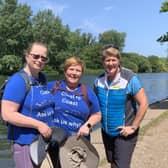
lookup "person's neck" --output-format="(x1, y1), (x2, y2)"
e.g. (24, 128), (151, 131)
(66, 83), (78, 91)
(24, 66), (39, 79)
(107, 67), (120, 81)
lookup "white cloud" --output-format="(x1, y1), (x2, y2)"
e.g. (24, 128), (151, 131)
(45, 3), (68, 15)
(104, 6), (113, 11)
(18, 0), (68, 16)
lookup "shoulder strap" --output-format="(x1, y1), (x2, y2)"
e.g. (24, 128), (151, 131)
(17, 71), (47, 94)
(17, 71), (32, 95)
(0, 79), (8, 100)
(52, 80), (62, 94)
(80, 84), (90, 107)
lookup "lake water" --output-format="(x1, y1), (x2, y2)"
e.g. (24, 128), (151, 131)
(0, 72), (168, 167)
(80, 72), (168, 104)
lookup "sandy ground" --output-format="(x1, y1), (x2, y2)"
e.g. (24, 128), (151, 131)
(131, 117), (168, 168)
(91, 99), (168, 168)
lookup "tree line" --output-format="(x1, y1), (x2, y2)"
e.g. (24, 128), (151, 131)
(0, 0), (167, 75)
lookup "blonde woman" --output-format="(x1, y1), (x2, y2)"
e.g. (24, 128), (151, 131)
(1, 42), (54, 168)
(94, 44), (148, 168)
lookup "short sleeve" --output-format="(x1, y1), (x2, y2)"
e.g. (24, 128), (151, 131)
(127, 75), (142, 96)
(2, 73), (27, 104)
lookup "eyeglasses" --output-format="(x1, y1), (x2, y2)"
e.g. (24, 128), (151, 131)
(29, 53), (49, 63)
(102, 44), (119, 50)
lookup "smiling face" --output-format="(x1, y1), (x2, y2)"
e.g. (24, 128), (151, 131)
(25, 43), (48, 73)
(64, 64), (83, 90)
(63, 57), (84, 90)
(103, 56), (120, 80)
(102, 46), (121, 81)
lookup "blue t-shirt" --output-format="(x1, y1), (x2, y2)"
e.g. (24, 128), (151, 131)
(2, 70), (55, 144)
(48, 80), (100, 136)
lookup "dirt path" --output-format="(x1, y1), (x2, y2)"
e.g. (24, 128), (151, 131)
(97, 116), (168, 168)
(91, 99), (168, 168)
(131, 117), (168, 168)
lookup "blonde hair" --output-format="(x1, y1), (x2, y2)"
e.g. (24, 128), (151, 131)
(64, 56), (85, 73)
(24, 42), (48, 56)
(101, 44), (121, 61)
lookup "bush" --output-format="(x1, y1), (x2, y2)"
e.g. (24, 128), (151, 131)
(0, 55), (22, 75)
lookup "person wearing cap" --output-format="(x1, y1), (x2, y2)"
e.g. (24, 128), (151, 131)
(48, 56), (101, 167)
(1, 42), (54, 168)
(94, 44), (148, 168)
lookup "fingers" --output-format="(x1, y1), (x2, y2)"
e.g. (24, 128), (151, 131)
(117, 126), (134, 137)
(38, 123), (52, 138)
(76, 132), (81, 140)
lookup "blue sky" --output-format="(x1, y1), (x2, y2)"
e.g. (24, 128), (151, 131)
(18, 0), (168, 57)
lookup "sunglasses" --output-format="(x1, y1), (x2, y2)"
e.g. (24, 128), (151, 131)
(102, 44), (119, 50)
(29, 53), (49, 63)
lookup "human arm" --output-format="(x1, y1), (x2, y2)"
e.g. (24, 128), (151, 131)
(118, 87), (148, 137)
(77, 86), (102, 137)
(77, 111), (101, 137)
(1, 73), (52, 138)
(1, 100), (52, 138)
(131, 87), (148, 128)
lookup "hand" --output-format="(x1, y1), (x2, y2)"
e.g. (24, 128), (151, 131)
(77, 124), (90, 138)
(37, 122), (52, 138)
(117, 126), (137, 137)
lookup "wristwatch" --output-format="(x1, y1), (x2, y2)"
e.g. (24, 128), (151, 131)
(131, 126), (138, 132)
(86, 123), (92, 132)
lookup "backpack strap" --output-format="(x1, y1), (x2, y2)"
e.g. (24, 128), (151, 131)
(52, 80), (63, 94)
(17, 71), (47, 95)
(17, 71), (32, 95)
(80, 84), (90, 107)
(0, 79), (8, 100)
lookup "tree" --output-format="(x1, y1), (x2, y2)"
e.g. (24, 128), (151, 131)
(122, 52), (152, 73)
(32, 9), (70, 70)
(148, 55), (165, 72)
(81, 44), (102, 69)
(98, 30), (126, 51)
(0, 0), (33, 57)
(121, 58), (138, 73)
(157, 1), (168, 42)
(0, 55), (22, 75)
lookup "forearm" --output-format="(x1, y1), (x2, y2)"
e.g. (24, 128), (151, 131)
(77, 112), (101, 137)
(3, 111), (43, 130)
(85, 112), (101, 126)
(132, 102), (148, 128)
(1, 100), (41, 129)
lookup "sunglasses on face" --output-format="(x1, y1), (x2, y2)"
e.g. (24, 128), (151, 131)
(29, 53), (49, 63)
(102, 44), (119, 50)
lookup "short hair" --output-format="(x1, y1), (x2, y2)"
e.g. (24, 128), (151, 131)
(64, 56), (85, 73)
(101, 44), (121, 61)
(24, 42), (48, 56)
